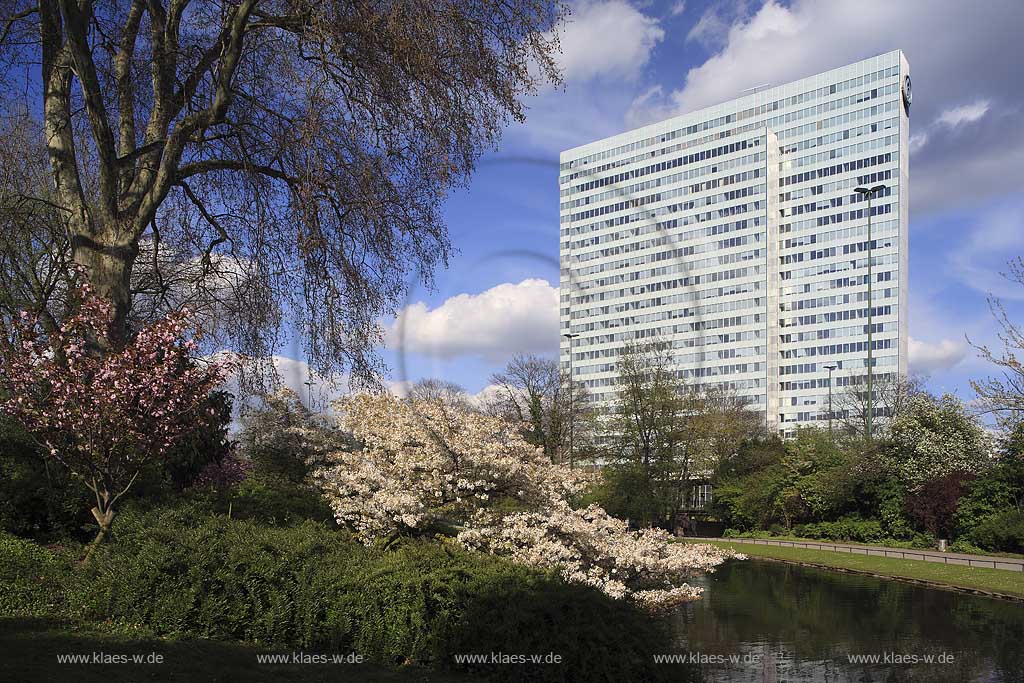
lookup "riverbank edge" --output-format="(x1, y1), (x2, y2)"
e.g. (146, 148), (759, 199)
(687, 540), (1024, 603)
(716, 535), (1024, 561)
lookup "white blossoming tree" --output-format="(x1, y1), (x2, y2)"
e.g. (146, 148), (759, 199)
(315, 393), (738, 609)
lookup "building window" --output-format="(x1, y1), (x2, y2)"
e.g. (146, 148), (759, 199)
(691, 484), (713, 509)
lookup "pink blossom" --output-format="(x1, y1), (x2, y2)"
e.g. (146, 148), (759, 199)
(0, 283), (232, 526)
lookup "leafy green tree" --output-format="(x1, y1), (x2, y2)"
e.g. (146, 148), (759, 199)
(711, 437), (788, 530)
(955, 421), (1024, 536)
(885, 393), (992, 491)
(713, 430), (888, 533)
(605, 340), (683, 527)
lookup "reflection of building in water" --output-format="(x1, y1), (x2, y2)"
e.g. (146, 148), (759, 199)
(560, 51), (911, 435)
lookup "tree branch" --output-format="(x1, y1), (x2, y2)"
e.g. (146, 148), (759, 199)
(40, 0), (90, 236)
(177, 179), (232, 267)
(57, 0), (120, 221)
(0, 6), (36, 47)
(132, 0), (257, 237)
(114, 0), (145, 189)
(175, 158), (299, 186)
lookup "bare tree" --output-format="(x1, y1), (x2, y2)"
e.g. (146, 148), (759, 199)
(834, 372), (926, 439)
(0, 0), (566, 386)
(0, 114), (74, 328)
(972, 258), (1024, 428)
(605, 339), (770, 525)
(406, 378), (470, 410)
(488, 354), (559, 453)
(486, 354), (589, 463)
(697, 383), (765, 466)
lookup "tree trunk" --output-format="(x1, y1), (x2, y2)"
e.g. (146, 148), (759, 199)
(83, 505), (116, 563)
(71, 232), (137, 350)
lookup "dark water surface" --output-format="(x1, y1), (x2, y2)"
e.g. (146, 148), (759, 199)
(667, 559), (1024, 682)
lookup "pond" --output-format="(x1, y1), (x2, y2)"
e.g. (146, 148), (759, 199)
(668, 559), (1024, 682)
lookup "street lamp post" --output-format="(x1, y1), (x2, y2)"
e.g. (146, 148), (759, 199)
(854, 184), (886, 441)
(563, 332), (578, 468)
(303, 379), (314, 412)
(823, 363), (837, 434)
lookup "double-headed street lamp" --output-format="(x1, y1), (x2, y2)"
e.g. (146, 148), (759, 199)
(563, 332), (579, 468)
(854, 183), (887, 441)
(823, 363), (837, 434)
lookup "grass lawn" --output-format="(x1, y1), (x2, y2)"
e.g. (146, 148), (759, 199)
(0, 617), (472, 683)
(689, 540), (1024, 600)
(712, 535), (1024, 560)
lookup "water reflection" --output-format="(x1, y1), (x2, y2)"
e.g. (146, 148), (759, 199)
(668, 559), (1024, 682)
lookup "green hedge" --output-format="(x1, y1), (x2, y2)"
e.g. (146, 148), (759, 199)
(968, 509), (1024, 554)
(794, 518), (887, 544)
(723, 517), (936, 549)
(65, 503), (679, 682)
(0, 532), (71, 616)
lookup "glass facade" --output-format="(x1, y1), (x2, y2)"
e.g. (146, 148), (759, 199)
(559, 51), (910, 434)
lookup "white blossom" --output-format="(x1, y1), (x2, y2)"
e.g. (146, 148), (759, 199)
(315, 393), (738, 609)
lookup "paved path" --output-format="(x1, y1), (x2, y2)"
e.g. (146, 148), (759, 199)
(687, 537), (1024, 572)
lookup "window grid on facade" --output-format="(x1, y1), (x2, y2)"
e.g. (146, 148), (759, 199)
(559, 51), (910, 433)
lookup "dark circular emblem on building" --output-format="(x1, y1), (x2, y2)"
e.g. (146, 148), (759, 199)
(902, 75), (912, 113)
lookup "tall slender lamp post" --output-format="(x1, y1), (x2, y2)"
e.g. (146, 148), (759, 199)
(854, 183), (886, 441)
(823, 363), (837, 434)
(563, 332), (578, 468)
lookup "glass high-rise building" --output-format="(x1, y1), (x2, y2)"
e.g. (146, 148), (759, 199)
(559, 51), (911, 433)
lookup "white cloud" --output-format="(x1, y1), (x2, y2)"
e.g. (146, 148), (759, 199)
(670, 1), (686, 17)
(937, 99), (990, 128)
(910, 99), (990, 154)
(908, 337), (968, 375)
(909, 132), (929, 154)
(684, 5), (737, 48)
(510, 0), (665, 155)
(948, 203), (1024, 300)
(556, 0), (664, 82)
(625, 84), (668, 129)
(624, 0), (1023, 215)
(388, 279), (559, 361)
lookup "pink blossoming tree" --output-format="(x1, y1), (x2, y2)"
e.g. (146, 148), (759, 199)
(0, 282), (229, 553)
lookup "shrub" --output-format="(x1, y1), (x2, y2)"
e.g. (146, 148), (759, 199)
(949, 538), (986, 555)
(226, 477), (337, 526)
(968, 510), (1024, 554)
(0, 417), (93, 539)
(0, 532), (70, 616)
(875, 479), (915, 540)
(722, 529), (773, 539)
(904, 472), (974, 538)
(793, 517), (885, 544)
(70, 504), (680, 682)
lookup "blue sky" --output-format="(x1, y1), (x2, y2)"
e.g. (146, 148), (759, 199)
(298, 0), (1024, 404)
